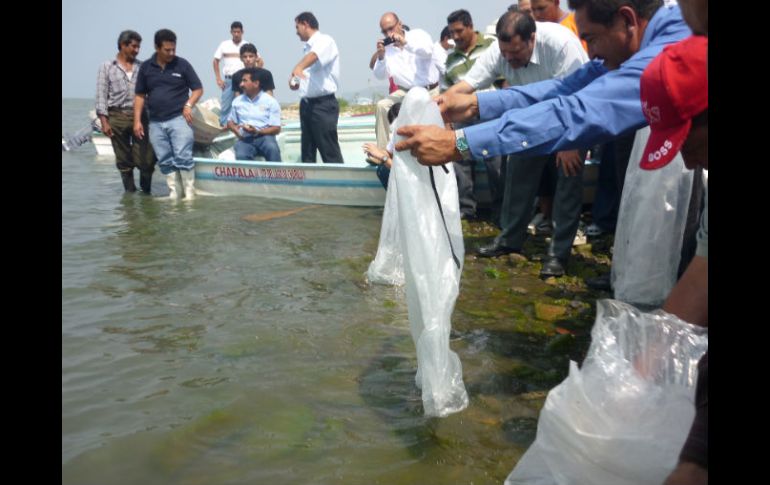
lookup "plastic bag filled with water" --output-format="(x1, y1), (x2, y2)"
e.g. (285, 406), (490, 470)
(369, 87), (468, 417)
(506, 299), (708, 485)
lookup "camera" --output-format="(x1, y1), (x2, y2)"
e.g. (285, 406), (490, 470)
(382, 37), (395, 46)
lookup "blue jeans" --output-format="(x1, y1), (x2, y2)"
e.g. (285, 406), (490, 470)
(219, 83), (235, 126)
(234, 135), (282, 161)
(148, 115), (194, 175)
(376, 164), (390, 189)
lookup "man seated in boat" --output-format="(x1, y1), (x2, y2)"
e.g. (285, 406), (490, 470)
(231, 43), (275, 97)
(226, 67), (282, 161)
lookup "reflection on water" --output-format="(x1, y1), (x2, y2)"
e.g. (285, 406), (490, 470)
(62, 98), (586, 485)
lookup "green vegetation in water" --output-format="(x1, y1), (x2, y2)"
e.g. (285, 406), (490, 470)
(484, 267), (504, 279)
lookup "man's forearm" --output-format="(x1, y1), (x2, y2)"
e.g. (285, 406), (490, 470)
(662, 255), (708, 327)
(259, 125), (281, 136)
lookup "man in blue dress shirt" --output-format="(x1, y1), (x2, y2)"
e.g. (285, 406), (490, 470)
(227, 67), (282, 161)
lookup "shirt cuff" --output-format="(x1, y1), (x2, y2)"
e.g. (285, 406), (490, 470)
(464, 120), (499, 160)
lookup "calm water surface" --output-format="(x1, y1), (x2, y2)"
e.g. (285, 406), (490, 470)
(62, 98), (567, 485)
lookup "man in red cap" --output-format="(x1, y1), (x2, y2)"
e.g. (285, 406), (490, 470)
(638, 34), (708, 485)
(640, 35), (708, 323)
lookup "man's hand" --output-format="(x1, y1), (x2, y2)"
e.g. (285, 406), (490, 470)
(435, 92), (479, 123)
(289, 67), (307, 91)
(133, 122), (144, 140)
(555, 149), (584, 177)
(394, 125), (461, 166)
(376, 39), (386, 60)
(216, 78), (226, 90)
(391, 31), (406, 48)
(99, 117), (113, 138)
(182, 104), (194, 124)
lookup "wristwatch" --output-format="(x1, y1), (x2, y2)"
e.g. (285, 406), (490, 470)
(455, 129), (471, 160)
(381, 154), (389, 164)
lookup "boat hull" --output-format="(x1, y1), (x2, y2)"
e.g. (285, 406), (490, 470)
(195, 158), (386, 207)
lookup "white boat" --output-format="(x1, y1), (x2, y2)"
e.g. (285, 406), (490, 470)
(195, 113), (390, 207)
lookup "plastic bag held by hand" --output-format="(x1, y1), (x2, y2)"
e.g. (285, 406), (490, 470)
(506, 299), (707, 485)
(382, 87), (469, 417)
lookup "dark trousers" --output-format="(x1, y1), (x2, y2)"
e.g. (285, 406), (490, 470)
(454, 157), (504, 220)
(590, 142), (620, 231)
(299, 94), (344, 164)
(497, 152), (585, 261)
(107, 109), (156, 192)
(108, 109), (156, 173)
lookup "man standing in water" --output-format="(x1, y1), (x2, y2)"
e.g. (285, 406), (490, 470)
(134, 29), (203, 200)
(95, 30), (156, 194)
(289, 11), (344, 164)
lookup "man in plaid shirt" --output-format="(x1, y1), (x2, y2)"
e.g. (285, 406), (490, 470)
(95, 30), (156, 194)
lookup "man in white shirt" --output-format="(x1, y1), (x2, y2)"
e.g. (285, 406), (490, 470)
(371, 12), (440, 148)
(213, 21), (254, 126)
(289, 11), (344, 163)
(446, 11), (589, 278)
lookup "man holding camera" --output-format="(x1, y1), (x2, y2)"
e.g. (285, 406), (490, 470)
(371, 12), (440, 149)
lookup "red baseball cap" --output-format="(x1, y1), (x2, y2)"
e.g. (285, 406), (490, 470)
(639, 36), (708, 170)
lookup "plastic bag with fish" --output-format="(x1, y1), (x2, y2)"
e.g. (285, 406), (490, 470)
(377, 87), (469, 417)
(505, 299), (708, 485)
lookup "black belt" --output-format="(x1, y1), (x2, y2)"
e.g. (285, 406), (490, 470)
(397, 82), (438, 91)
(224, 75), (232, 79)
(108, 107), (134, 113)
(303, 93), (336, 102)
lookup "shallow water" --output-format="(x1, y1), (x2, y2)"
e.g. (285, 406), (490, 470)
(62, 98), (591, 485)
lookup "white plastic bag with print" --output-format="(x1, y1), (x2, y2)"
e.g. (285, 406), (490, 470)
(505, 299), (708, 485)
(366, 171), (405, 286)
(389, 87), (468, 417)
(611, 126), (695, 306)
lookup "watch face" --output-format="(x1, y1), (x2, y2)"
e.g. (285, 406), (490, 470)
(456, 136), (469, 152)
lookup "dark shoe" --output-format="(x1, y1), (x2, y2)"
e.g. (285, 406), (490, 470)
(477, 242), (519, 258)
(585, 273), (611, 291)
(461, 212), (478, 221)
(540, 257), (566, 278)
(120, 170), (136, 192)
(139, 170), (153, 194)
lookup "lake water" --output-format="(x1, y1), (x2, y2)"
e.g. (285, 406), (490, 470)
(62, 98), (584, 485)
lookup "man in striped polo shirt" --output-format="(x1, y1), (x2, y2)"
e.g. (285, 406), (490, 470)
(442, 9), (503, 222)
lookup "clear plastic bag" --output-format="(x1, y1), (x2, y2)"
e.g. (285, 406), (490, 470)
(366, 172), (405, 286)
(611, 126), (695, 307)
(370, 87), (468, 417)
(506, 299), (708, 485)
